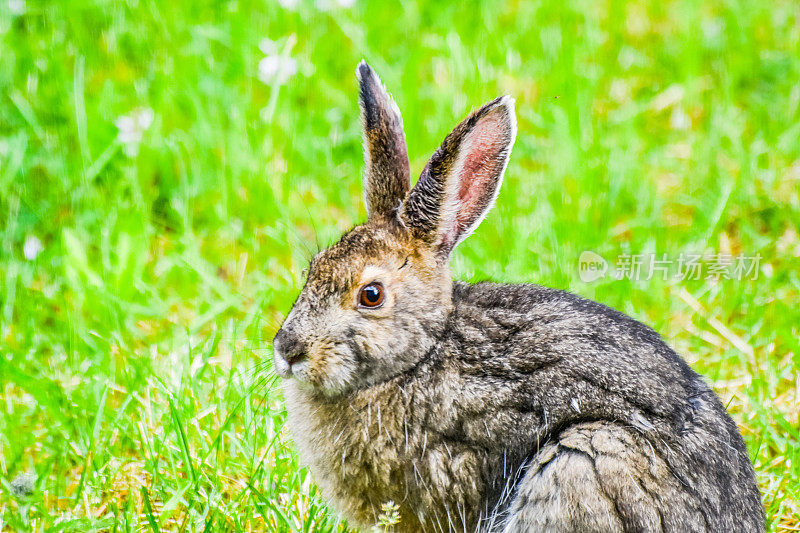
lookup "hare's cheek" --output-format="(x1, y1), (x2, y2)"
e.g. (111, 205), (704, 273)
(305, 346), (357, 392)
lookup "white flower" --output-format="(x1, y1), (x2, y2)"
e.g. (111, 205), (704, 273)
(277, 0), (299, 9)
(258, 38), (279, 55)
(8, 0), (26, 15)
(23, 235), (43, 261)
(258, 55), (297, 86)
(670, 106), (690, 131)
(257, 34), (298, 91)
(115, 107), (154, 157)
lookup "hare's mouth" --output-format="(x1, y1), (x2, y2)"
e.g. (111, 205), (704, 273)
(278, 341), (361, 395)
(273, 353), (307, 379)
(272, 335), (307, 379)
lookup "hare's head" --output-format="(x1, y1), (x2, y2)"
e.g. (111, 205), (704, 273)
(273, 62), (516, 395)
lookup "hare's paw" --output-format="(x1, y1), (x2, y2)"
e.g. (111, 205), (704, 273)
(500, 422), (706, 533)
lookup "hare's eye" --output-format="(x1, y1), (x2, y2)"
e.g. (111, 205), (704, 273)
(358, 282), (385, 308)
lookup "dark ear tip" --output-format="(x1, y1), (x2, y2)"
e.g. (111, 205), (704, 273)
(356, 60), (375, 83)
(460, 95), (516, 142)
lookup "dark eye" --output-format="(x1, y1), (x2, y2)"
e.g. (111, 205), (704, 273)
(358, 282), (385, 308)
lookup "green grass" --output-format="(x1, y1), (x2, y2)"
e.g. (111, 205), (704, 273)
(1, 0), (798, 530)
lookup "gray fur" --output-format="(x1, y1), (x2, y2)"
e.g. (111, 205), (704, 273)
(273, 63), (764, 532)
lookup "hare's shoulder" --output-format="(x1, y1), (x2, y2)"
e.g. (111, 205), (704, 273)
(453, 280), (656, 333)
(452, 281), (680, 360)
(447, 280), (704, 444)
(450, 280), (689, 368)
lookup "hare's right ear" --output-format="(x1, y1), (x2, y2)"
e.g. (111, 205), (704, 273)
(357, 62), (410, 219)
(402, 96), (516, 256)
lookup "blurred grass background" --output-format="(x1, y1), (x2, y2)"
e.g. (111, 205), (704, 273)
(1, 0), (799, 530)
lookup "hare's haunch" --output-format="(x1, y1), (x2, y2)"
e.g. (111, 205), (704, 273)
(273, 62), (764, 532)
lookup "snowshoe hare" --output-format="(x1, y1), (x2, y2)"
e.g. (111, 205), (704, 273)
(273, 62), (764, 532)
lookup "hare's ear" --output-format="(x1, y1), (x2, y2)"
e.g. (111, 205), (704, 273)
(402, 96), (516, 255)
(357, 61), (410, 218)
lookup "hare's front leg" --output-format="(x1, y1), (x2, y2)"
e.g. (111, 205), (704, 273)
(500, 422), (706, 533)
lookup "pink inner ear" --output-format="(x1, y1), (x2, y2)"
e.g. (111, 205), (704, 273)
(455, 113), (508, 234)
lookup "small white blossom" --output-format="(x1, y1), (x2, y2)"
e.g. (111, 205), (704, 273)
(23, 235), (43, 261)
(277, 0), (299, 9)
(8, 0), (26, 15)
(258, 38), (279, 55)
(115, 107), (154, 157)
(258, 55), (297, 86)
(670, 106), (690, 130)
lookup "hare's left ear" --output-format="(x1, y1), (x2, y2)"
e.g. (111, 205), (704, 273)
(357, 62), (410, 218)
(402, 96), (516, 255)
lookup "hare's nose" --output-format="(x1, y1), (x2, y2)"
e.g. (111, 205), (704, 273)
(273, 328), (308, 377)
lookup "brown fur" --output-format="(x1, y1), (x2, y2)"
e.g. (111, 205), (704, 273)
(357, 61), (410, 218)
(272, 63), (764, 532)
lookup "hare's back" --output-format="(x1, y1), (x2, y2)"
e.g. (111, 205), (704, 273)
(449, 281), (764, 531)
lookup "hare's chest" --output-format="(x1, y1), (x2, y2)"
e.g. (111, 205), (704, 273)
(283, 383), (487, 530)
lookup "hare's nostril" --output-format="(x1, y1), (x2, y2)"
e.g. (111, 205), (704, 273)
(274, 328), (308, 368)
(285, 351), (307, 366)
